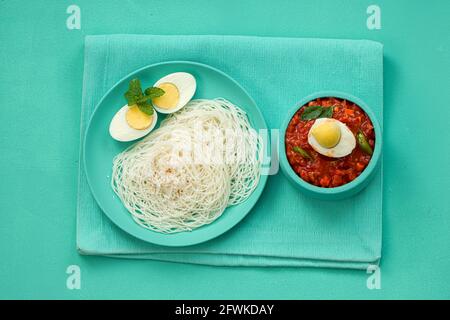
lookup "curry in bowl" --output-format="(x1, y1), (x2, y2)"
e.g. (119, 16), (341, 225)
(285, 97), (375, 188)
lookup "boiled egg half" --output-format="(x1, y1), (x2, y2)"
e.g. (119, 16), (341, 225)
(109, 105), (158, 142)
(308, 118), (356, 158)
(152, 72), (196, 114)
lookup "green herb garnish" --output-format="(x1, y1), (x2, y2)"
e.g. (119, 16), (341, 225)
(301, 105), (334, 120)
(124, 79), (165, 116)
(292, 146), (313, 160)
(356, 131), (373, 155)
(301, 106), (323, 120)
(318, 105), (333, 118)
(144, 87), (165, 98)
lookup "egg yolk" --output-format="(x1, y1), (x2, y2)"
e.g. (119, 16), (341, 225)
(126, 105), (153, 130)
(311, 120), (341, 148)
(152, 82), (179, 109)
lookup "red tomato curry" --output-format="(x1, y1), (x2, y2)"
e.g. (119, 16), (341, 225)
(285, 97), (375, 188)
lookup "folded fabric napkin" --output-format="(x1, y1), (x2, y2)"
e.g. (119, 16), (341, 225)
(77, 35), (383, 269)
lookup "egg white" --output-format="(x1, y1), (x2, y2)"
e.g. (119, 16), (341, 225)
(152, 72), (196, 114)
(109, 105), (158, 142)
(308, 118), (356, 158)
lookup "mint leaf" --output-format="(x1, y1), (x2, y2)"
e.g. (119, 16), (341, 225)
(124, 91), (139, 106)
(123, 78), (165, 115)
(124, 78), (144, 106)
(301, 106), (323, 120)
(144, 87), (165, 98)
(136, 88), (165, 104)
(137, 101), (154, 116)
(128, 79), (142, 95)
(319, 106), (333, 118)
(301, 105), (334, 120)
(136, 95), (153, 104)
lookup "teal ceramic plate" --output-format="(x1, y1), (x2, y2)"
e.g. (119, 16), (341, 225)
(83, 61), (268, 247)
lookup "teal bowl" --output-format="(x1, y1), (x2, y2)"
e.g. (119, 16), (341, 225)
(280, 91), (382, 200)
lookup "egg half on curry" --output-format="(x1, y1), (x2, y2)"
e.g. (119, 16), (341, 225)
(308, 118), (356, 158)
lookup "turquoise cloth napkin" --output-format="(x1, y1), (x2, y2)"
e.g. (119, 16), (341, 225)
(77, 35), (383, 269)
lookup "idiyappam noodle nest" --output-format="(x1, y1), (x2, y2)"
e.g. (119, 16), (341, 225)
(111, 98), (262, 233)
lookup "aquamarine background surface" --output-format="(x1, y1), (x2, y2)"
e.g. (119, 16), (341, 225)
(0, 0), (449, 299)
